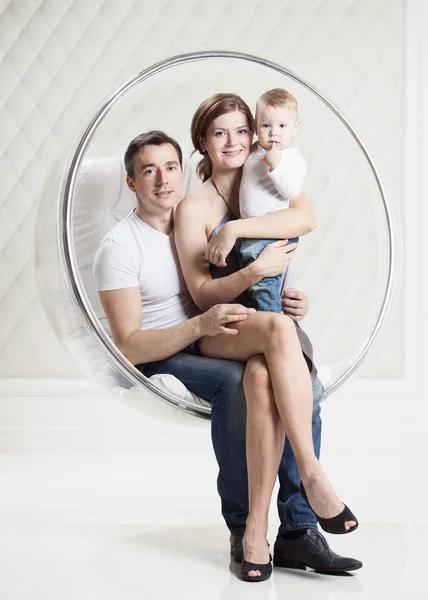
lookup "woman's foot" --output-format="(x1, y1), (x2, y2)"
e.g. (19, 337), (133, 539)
(300, 463), (357, 532)
(241, 518), (271, 580)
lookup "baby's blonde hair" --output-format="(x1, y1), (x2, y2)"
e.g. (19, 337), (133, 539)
(256, 88), (299, 120)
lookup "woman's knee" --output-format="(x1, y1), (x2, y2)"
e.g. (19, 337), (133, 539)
(264, 313), (298, 354)
(243, 356), (276, 412)
(244, 355), (270, 387)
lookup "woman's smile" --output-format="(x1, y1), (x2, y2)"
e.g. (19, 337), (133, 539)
(222, 149), (243, 156)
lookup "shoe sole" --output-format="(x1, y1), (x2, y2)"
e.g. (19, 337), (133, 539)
(273, 557), (363, 573)
(240, 574), (271, 582)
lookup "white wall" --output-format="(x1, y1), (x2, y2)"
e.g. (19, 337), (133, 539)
(0, 1), (427, 525)
(0, 0), (408, 385)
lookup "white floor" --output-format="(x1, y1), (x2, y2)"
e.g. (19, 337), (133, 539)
(0, 389), (426, 599)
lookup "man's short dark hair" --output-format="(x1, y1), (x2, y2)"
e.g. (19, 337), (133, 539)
(124, 130), (183, 179)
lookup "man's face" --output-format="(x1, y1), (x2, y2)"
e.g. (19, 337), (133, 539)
(126, 143), (182, 214)
(256, 103), (300, 151)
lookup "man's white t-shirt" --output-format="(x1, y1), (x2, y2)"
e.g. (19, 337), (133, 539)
(93, 211), (199, 334)
(240, 143), (307, 218)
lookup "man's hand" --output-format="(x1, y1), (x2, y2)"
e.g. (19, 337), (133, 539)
(205, 221), (237, 267)
(281, 288), (308, 322)
(198, 304), (256, 336)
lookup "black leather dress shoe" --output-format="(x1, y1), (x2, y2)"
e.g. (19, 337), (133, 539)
(230, 532), (244, 563)
(273, 528), (363, 573)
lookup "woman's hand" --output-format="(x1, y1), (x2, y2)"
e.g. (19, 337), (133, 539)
(198, 304), (255, 337)
(251, 240), (298, 279)
(281, 288), (308, 321)
(205, 221), (237, 267)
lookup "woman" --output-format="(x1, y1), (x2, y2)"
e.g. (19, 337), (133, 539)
(175, 94), (357, 581)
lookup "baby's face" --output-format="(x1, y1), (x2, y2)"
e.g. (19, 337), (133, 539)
(255, 103), (300, 151)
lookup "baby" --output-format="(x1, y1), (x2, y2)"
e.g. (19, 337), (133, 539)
(238, 88), (307, 313)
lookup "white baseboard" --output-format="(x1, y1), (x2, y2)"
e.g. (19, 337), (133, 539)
(0, 377), (210, 452)
(330, 377), (421, 401)
(0, 375), (419, 400)
(0, 377), (104, 397)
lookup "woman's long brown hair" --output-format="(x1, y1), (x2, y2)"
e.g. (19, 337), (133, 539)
(190, 93), (254, 181)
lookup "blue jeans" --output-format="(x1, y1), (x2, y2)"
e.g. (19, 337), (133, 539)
(238, 237), (299, 313)
(137, 352), (323, 535)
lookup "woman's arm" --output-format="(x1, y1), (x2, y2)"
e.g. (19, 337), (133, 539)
(206, 191), (316, 267)
(236, 191), (316, 238)
(175, 197), (295, 310)
(174, 198), (260, 310)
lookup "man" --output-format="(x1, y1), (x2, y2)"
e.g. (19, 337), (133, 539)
(93, 130), (362, 573)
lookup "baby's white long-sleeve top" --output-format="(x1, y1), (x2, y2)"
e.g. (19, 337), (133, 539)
(239, 143), (307, 218)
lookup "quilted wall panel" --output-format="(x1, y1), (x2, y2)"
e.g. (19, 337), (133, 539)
(0, 0), (404, 378)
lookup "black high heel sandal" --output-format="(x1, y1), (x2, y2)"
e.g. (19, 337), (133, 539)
(300, 482), (358, 535)
(240, 543), (272, 582)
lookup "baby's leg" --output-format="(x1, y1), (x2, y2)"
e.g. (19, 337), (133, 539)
(238, 237), (298, 313)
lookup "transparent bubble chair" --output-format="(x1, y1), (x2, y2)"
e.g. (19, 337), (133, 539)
(35, 51), (401, 422)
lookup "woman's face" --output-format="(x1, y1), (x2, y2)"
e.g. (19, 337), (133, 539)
(201, 110), (252, 172)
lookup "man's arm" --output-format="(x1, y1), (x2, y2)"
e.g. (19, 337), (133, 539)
(99, 286), (200, 364)
(99, 286), (254, 365)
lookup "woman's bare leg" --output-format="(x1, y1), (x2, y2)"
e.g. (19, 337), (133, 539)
(200, 312), (356, 529)
(243, 356), (285, 577)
